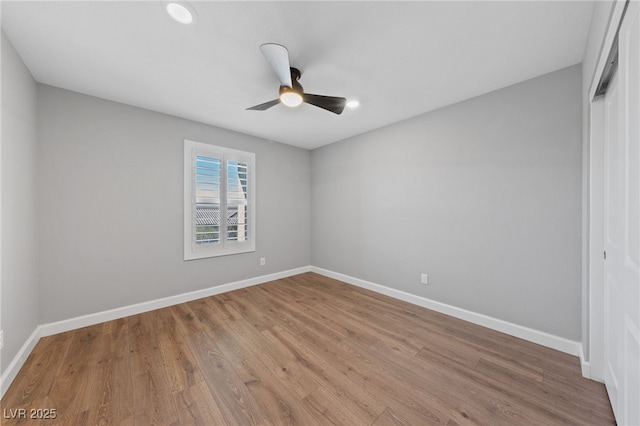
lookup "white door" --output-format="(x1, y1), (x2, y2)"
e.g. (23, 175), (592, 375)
(603, 1), (640, 424)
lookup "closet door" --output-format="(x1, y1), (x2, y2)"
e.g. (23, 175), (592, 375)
(603, 1), (640, 424)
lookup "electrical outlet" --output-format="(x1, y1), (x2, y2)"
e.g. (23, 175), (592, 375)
(260, 257), (266, 266)
(421, 273), (429, 285)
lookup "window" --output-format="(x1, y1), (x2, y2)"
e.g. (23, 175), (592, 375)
(184, 140), (255, 260)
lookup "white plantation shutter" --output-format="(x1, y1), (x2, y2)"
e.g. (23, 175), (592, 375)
(195, 155), (221, 245)
(184, 140), (255, 260)
(226, 160), (249, 242)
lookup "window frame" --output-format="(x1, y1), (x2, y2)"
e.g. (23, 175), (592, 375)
(184, 139), (255, 260)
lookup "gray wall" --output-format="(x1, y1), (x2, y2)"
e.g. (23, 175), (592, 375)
(1, 31), (40, 372)
(311, 65), (583, 340)
(37, 85), (311, 323)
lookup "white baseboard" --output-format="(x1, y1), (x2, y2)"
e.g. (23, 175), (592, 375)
(310, 266), (582, 357)
(579, 344), (592, 379)
(0, 266), (310, 398)
(1, 326), (42, 398)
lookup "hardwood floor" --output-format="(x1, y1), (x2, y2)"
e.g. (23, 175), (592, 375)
(1, 272), (615, 425)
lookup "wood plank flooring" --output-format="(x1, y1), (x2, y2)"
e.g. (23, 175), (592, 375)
(1, 272), (615, 425)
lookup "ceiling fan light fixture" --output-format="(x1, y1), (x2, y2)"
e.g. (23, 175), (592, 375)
(166, 2), (197, 24)
(280, 88), (303, 108)
(347, 100), (360, 109)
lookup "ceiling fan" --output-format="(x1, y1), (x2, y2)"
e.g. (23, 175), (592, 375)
(246, 43), (347, 115)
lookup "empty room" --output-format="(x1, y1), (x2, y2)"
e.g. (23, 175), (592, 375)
(1, 1), (638, 425)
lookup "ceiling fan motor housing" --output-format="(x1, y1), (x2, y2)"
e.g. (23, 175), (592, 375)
(279, 83), (303, 97)
(280, 67), (303, 95)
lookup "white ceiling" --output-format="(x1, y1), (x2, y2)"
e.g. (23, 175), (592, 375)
(1, 1), (594, 150)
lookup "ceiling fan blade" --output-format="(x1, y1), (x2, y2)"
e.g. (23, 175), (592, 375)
(260, 43), (293, 88)
(246, 99), (280, 111)
(303, 94), (347, 115)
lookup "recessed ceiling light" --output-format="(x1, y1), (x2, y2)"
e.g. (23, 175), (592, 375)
(347, 100), (360, 109)
(166, 2), (197, 24)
